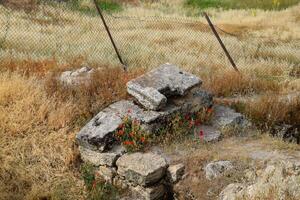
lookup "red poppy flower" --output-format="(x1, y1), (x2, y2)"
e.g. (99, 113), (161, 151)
(199, 130), (204, 139)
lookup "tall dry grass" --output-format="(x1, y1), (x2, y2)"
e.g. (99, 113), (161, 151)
(0, 58), (144, 200)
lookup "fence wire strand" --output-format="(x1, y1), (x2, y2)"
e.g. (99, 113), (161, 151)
(0, 2), (299, 77)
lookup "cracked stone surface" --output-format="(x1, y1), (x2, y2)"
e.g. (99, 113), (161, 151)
(116, 152), (168, 186)
(127, 63), (202, 110)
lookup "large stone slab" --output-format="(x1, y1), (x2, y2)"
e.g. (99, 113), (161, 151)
(116, 152), (168, 186)
(76, 108), (122, 152)
(127, 63), (202, 110)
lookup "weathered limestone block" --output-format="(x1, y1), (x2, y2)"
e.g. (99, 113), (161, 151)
(205, 161), (233, 180)
(116, 152), (168, 186)
(132, 184), (166, 200)
(76, 108), (122, 152)
(167, 164), (185, 184)
(212, 106), (249, 130)
(127, 63), (202, 110)
(79, 145), (125, 166)
(60, 66), (95, 85)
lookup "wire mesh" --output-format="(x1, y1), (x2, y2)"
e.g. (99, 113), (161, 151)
(0, 1), (299, 77)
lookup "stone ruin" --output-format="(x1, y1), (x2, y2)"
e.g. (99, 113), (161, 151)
(75, 63), (248, 200)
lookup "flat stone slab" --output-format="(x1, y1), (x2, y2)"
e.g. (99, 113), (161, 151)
(116, 152), (168, 186)
(76, 109), (123, 152)
(211, 105), (248, 130)
(127, 63), (202, 110)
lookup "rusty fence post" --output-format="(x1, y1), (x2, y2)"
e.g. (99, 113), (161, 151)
(203, 12), (239, 72)
(93, 0), (127, 71)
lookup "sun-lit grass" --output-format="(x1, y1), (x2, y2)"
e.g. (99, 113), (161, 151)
(185, 0), (300, 10)
(0, 1), (299, 199)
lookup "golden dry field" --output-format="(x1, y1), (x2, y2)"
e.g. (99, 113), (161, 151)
(0, 0), (299, 199)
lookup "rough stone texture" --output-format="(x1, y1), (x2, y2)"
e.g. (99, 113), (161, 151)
(132, 184), (165, 200)
(167, 164), (185, 184)
(116, 152), (168, 186)
(127, 63), (202, 110)
(79, 145), (125, 166)
(59, 66), (95, 85)
(219, 161), (300, 200)
(271, 124), (300, 144)
(212, 105), (249, 130)
(97, 166), (116, 183)
(205, 161), (233, 180)
(76, 89), (213, 151)
(76, 108), (122, 151)
(194, 125), (222, 142)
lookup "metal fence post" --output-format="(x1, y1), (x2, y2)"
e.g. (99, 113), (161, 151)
(203, 12), (239, 72)
(93, 0), (127, 71)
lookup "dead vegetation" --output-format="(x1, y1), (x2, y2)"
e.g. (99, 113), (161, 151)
(0, 58), (144, 200)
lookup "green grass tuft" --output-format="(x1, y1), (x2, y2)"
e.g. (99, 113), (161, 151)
(185, 0), (300, 10)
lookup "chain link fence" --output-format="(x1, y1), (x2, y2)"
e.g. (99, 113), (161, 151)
(0, 1), (299, 77)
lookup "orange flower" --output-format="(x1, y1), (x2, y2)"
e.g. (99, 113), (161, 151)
(207, 108), (213, 113)
(129, 132), (135, 137)
(140, 137), (146, 143)
(123, 141), (134, 146)
(117, 130), (124, 136)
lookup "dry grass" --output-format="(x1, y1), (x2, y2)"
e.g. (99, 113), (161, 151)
(0, 1), (299, 199)
(0, 58), (144, 200)
(243, 94), (300, 127)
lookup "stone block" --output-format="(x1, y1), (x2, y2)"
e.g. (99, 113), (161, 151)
(116, 152), (168, 186)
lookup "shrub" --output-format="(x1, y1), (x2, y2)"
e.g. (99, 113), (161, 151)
(115, 115), (148, 152)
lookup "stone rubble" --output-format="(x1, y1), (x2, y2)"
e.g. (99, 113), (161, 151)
(74, 63), (251, 200)
(219, 161), (300, 200)
(205, 160), (234, 180)
(59, 66), (95, 85)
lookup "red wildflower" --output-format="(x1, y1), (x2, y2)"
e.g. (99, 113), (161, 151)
(123, 141), (134, 146)
(195, 119), (201, 126)
(140, 137), (145, 143)
(199, 130), (204, 139)
(207, 108), (213, 113)
(185, 114), (191, 120)
(117, 130), (124, 136)
(129, 132), (135, 137)
(92, 180), (97, 189)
